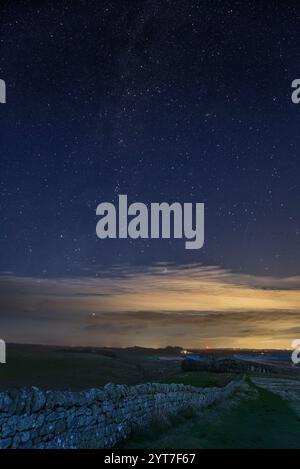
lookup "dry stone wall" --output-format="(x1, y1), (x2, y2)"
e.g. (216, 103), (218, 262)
(0, 379), (243, 449)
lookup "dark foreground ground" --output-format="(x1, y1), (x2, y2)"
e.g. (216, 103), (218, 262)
(0, 343), (185, 390)
(0, 343), (236, 390)
(122, 382), (300, 449)
(1, 344), (300, 449)
(0, 343), (293, 390)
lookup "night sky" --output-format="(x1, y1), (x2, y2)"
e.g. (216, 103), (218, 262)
(0, 1), (300, 348)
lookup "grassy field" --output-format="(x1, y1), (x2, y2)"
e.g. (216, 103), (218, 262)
(0, 345), (235, 390)
(0, 344), (181, 390)
(122, 383), (300, 449)
(161, 371), (234, 388)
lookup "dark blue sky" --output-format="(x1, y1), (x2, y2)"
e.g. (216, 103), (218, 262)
(0, 0), (300, 278)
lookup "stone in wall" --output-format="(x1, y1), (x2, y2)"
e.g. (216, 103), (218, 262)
(0, 378), (244, 449)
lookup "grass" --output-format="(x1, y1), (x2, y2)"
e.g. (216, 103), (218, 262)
(0, 344), (180, 390)
(161, 371), (235, 388)
(122, 383), (300, 449)
(0, 349), (139, 390)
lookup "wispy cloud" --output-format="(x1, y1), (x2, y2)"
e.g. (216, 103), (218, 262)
(0, 264), (299, 348)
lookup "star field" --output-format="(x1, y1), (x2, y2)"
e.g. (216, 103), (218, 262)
(0, 0), (300, 278)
